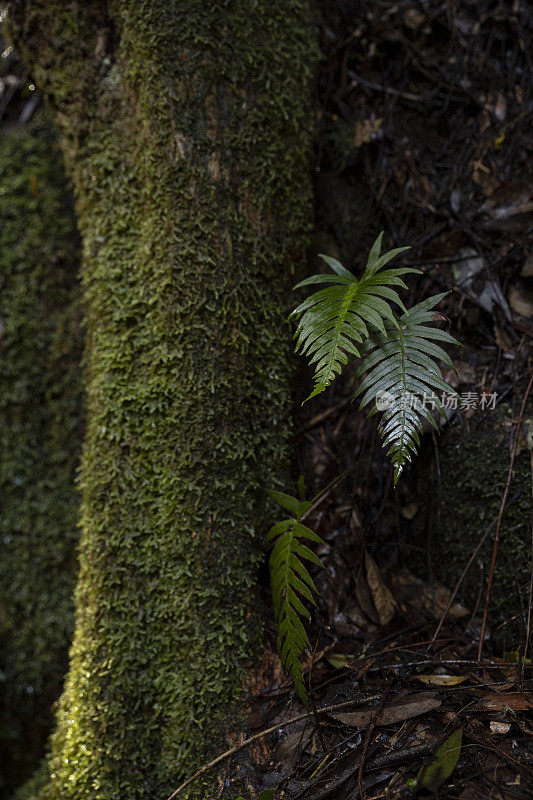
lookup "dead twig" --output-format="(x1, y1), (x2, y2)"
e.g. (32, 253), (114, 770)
(477, 373), (533, 661)
(164, 696), (380, 800)
(522, 449), (533, 685)
(309, 634), (327, 753)
(348, 71), (422, 103)
(357, 684), (392, 800)
(300, 462), (361, 523)
(296, 396), (352, 434)
(429, 517), (496, 649)
(292, 742), (431, 800)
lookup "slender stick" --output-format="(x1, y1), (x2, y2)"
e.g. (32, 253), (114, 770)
(521, 450), (533, 686)
(357, 685), (392, 800)
(477, 373), (533, 661)
(429, 517), (496, 649)
(428, 488), (521, 649)
(164, 696), (380, 800)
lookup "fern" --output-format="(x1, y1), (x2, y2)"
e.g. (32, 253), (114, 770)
(291, 234), (460, 483)
(354, 294), (460, 484)
(266, 486), (324, 707)
(291, 233), (419, 402)
(275, 236), (460, 698)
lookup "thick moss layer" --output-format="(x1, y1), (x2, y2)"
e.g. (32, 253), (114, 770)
(411, 402), (532, 651)
(0, 110), (82, 796)
(7, 2), (317, 798)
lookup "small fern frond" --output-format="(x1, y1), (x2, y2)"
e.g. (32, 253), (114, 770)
(266, 488), (325, 707)
(355, 293), (460, 484)
(291, 233), (419, 402)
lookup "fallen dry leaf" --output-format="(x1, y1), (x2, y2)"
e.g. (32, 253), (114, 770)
(477, 693), (531, 712)
(417, 674), (470, 687)
(485, 659), (520, 684)
(482, 669), (516, 692)
(421, 583), (469, 619)
(521, 253), (533, 278)
(490, 721), (511, 734)
(365, 550), (397, 625)
(330, 691), (441, 728)
(275, 720), (312, 761)
(354, 566), (380, 626)
(391, 570), (469, 620)
(509, 283), (533, 318)
(347, 599), (377, 631)
(354, 117), (382, 148)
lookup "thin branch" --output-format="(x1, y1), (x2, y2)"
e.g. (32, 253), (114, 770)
(428, 517), (496, 649)
(477, 373), (533, 661)
(358, 684), (392, 800)
(164, 696), (380, 800)
(521, 450), (533, 685)
(348, 71), (422, 102)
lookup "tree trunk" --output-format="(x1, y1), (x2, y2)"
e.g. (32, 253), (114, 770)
(6, 2), (317, 797)
(0, 107), (82, 797)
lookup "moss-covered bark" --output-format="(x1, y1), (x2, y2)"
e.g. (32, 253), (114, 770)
(410, 402), (532, 651)
(0, 110), (82, 796)
(6, 2), (317, 797)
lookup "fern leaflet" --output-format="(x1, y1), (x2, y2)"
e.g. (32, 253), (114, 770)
(266, 487), (324, 707)
(291, 233), (418, 402)
(354, 293), (460, 484)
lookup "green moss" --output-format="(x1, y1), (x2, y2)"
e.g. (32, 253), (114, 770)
(7, 2), (318, 798)
(0, 110), (82, 797)
(411, 402), (532, 651)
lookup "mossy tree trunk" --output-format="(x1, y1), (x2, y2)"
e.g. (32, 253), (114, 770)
(6, 1), (317, 797)
(0, 108), (82, 798)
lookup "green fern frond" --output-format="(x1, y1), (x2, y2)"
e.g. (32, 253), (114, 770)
(355, 293), (460, 484)
(291, 233), (419, 402)
(266, 488), (325, 707)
